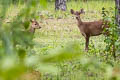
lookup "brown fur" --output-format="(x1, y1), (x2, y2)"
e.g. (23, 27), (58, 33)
(71, 9), (109, 51)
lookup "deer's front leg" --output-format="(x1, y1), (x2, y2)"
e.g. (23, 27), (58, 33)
(85, 36), (90, 51)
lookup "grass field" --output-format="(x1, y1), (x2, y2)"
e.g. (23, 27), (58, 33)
(3, 0), (119, 80)
(35, 1), (116, 80)
(34, 0), (115, 53)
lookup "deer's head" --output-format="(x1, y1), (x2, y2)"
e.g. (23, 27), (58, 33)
(70, 9), (85, 20)
(30, 19), (41, 29)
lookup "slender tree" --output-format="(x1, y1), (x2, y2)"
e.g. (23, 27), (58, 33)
(83, 0), (87, 2)
(115, 0), (120, 27)
(55, 0), (67, 11)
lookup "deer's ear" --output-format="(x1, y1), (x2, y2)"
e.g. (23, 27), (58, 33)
(80, 8), (85, 14)
(30, 19), (36, 22)
(70, 9), (74, 14)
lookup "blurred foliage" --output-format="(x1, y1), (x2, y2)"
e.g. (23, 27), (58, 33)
(0, 0), (47, 80)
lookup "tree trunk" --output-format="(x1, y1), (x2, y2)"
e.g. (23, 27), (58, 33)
(55, 0), (67, 11)
(83, 0), (87, 2)
(115, 0), (120, 27)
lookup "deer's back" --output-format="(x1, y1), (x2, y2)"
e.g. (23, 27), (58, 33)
(78, 21), (104, 36)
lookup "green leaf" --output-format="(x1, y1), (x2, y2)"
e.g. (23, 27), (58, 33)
(40, 0), (47, 8)
(41, 42), (84, 63)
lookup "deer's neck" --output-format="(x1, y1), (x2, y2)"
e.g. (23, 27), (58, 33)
(77, 17), (83, 26)
(30, 27), (35, 33)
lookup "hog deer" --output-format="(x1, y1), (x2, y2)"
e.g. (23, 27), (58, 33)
(70, 9), (109, 51)
(29, 19), (41, 33)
